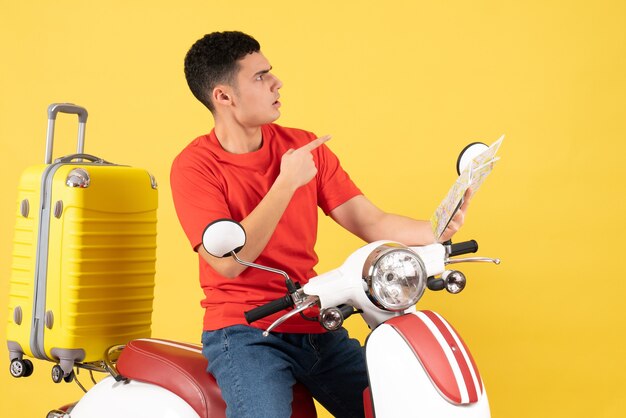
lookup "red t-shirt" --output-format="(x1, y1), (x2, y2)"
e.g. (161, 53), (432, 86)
(170, 123), (362, 332)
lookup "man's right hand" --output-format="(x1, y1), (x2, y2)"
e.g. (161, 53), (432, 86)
(278, 135), (331, 191)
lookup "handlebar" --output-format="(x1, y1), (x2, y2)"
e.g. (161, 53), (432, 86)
(244, 295), (294, 324)
(449, 240), (478, 257)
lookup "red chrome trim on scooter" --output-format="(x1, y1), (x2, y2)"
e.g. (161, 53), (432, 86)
(387, 311), (483, 405)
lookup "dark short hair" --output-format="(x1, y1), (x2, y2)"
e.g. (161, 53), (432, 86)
(184, 31), (261, 112)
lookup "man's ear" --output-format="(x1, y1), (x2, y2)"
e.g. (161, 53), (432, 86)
(212, 85), (233, 107)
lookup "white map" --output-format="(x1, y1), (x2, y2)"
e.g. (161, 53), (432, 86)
(431, 135), (504, 239)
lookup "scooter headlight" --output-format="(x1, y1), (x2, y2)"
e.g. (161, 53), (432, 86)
(363, 244), (427, 311)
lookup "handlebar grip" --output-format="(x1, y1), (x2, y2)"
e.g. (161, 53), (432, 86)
(244, 295), (294, 324)
(449, 240), (479, 257)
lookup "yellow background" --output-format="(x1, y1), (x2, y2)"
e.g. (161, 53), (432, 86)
(1, 1), (625, 416)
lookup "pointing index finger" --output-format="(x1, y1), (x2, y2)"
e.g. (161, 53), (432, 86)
(300, 135), (331, 152)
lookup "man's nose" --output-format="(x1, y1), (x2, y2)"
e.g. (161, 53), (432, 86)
(273, 75), (283, 90)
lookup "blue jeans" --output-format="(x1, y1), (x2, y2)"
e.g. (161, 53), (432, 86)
(201, 325), (367, 418)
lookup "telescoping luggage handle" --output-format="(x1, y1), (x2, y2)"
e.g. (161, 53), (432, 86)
(45, 103), (89, 164)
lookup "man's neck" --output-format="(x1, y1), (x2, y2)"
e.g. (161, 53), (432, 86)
(213, 118), (263, 154)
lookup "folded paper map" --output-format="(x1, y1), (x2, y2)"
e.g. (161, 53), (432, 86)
(431, 135), (504, 240)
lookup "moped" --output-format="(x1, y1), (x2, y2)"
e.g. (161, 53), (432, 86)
(47, 143), (499, 418)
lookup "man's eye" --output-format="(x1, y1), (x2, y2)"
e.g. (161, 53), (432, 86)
(256, 74), (264, 81)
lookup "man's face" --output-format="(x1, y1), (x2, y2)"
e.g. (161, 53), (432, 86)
(229, 52), (283, 126)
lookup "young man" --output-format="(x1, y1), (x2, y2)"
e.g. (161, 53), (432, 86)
(171, 31), (470, 418)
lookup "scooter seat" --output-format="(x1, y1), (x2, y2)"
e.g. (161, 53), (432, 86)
(116, 338), (317, 418)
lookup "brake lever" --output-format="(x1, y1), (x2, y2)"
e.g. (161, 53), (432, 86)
(446, 256), (501, 265)
(262, 296), (319, 337)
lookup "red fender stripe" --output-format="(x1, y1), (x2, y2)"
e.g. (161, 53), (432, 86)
(388, 311), (483, 404)
(387, 313), (462, 403)
(427, 313), (483, 395)
(421, 311), (480, 402)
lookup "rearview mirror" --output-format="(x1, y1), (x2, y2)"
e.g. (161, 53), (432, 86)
(202, 219), (246, 258)
(456, 142), (489, 175)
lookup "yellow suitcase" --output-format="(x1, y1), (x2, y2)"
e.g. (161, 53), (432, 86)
(6, 104), (158, 382)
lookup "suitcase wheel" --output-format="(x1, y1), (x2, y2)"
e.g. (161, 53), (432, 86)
(9, 358), (33, 378)
(51, 364), (64, 383)
(63, 370), (75, 383)
(51, 364), (75, 384)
